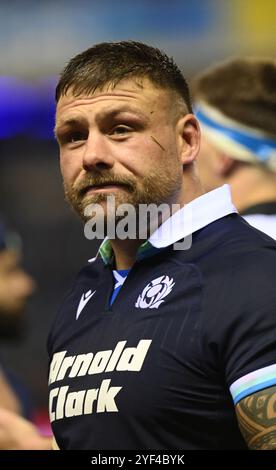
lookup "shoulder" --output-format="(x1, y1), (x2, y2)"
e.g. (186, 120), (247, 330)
(201, 212), (276, 249)
(195, 213), (276, 278)
(243, 213), (276, 240)
(195, 214), (276, 358)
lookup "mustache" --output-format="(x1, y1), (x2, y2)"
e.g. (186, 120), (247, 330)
(75, 172), (136, 196)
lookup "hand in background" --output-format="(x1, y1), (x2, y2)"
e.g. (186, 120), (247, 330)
(0, 407), (52, 450)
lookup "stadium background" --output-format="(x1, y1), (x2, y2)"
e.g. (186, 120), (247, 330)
(0, 0), (275, 421)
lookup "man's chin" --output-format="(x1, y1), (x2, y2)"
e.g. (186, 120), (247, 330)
(78, 194), (135, 217)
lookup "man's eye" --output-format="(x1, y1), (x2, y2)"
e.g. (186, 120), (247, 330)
(67, 131), (86, 143)
(111, 126), (131, 136)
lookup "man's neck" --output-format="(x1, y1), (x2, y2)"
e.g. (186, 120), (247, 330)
(228, 166), (276, 213)
(110, 177), (204, 270)
(110, 238), (144, 270)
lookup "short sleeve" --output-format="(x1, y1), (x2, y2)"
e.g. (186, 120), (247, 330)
(202, 245), (276, 405)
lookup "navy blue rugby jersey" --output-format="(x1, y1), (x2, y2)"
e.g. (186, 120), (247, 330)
(48, 213), (276, 450)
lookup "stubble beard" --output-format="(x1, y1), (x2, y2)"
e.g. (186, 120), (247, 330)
(63, 164), (182, 238)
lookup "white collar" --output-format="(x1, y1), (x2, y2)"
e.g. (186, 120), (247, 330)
(89, 184), (237, 262)
(148, 184), (237, 248)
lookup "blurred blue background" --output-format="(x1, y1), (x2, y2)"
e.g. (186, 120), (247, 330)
(0, 0), (275, 414)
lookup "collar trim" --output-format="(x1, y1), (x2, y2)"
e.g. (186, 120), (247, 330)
(88, 184), (237, 264)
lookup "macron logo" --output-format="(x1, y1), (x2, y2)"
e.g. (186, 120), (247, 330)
(76, 290), (96, 320)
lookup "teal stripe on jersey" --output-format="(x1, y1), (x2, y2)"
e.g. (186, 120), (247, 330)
(99, 238), (160, 265)
(230, 364), (276, 404)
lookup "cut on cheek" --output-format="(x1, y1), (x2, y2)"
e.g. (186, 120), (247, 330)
(150, 135), (166, 151)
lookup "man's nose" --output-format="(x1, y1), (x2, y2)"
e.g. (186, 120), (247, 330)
(82, 133), (115, 172)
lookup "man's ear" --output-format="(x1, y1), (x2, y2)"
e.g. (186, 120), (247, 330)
(177, 114), (201, 166)
(217, 153), (235, 176)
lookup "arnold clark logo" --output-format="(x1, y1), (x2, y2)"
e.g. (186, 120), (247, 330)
(135, 275), (175, 309)
(48, 339), (152, 422)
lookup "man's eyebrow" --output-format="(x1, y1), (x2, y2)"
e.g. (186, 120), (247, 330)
(54, 117), (87, 137)
(54, 106), (148, 137)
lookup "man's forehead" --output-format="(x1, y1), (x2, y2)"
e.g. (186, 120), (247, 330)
(56, 78), (169, 115)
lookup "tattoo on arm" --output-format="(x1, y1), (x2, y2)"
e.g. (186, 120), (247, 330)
(236, 385), (276, 449)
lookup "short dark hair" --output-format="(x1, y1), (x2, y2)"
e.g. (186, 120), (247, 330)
(55, 40), (192, 113)
(192, 57), (276, 136)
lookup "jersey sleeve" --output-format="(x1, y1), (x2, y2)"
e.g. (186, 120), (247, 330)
(202, 245), (276, 405)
